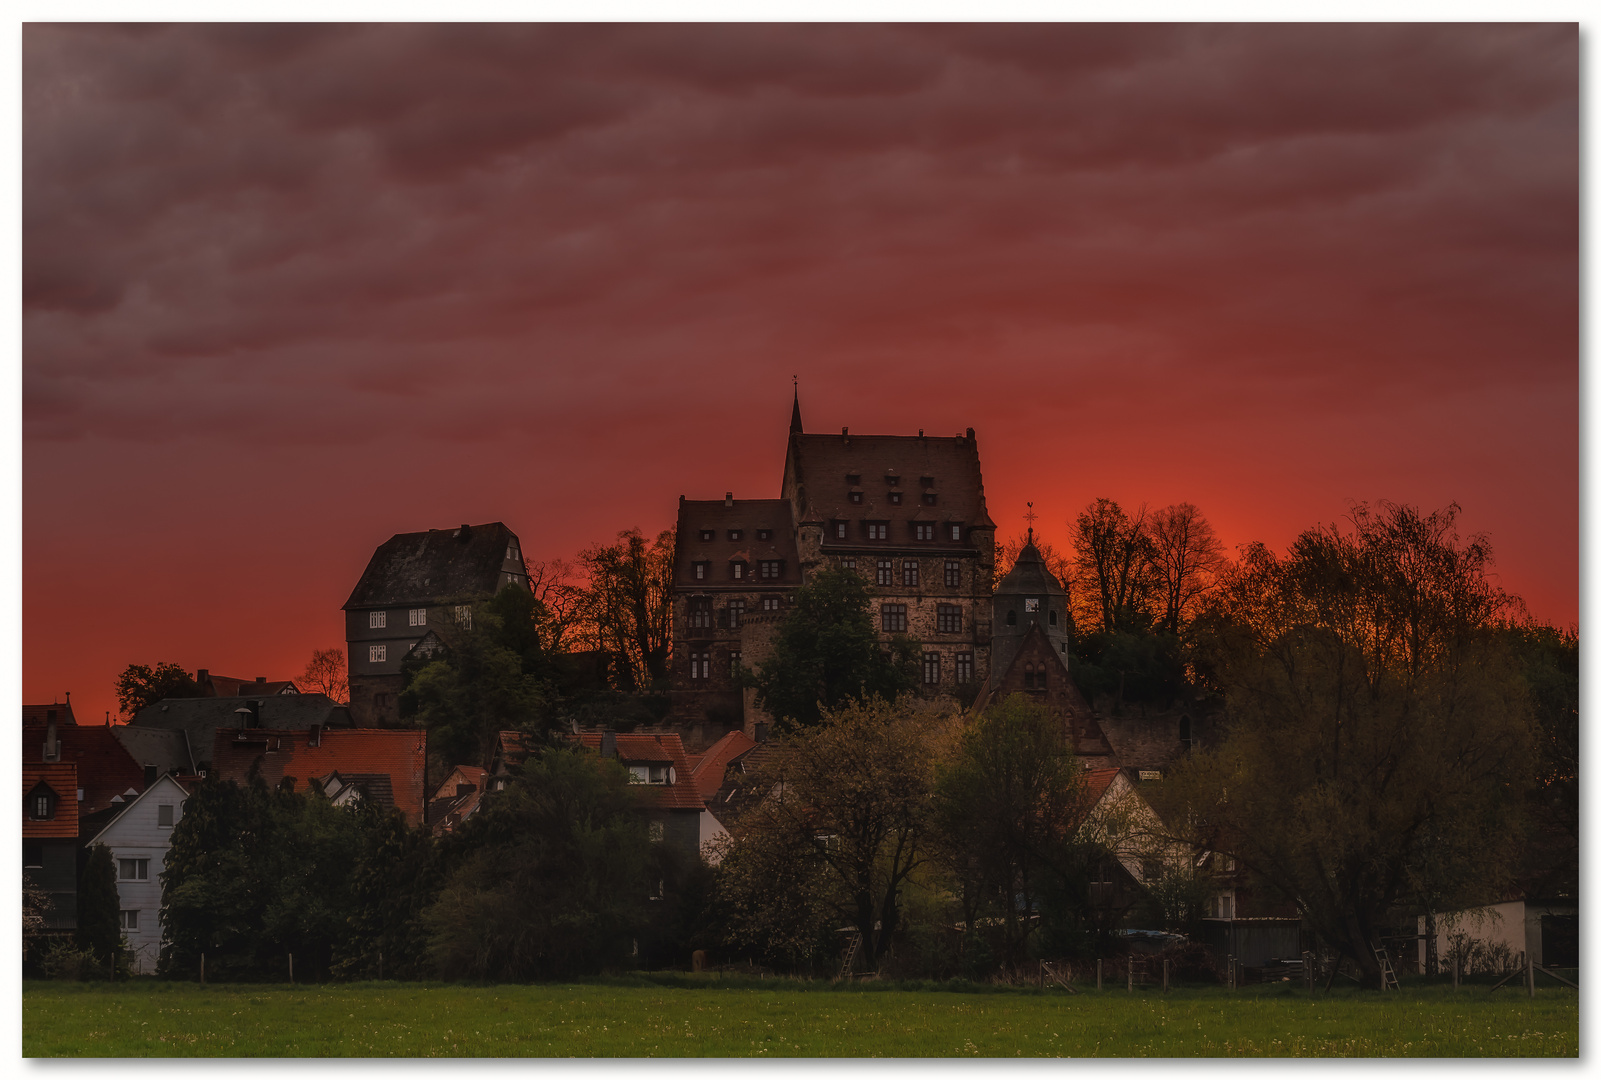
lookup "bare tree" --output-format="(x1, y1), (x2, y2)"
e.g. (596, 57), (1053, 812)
(573, 528), (675, 692)
(1146, 503), (1228, 637)
(995, 532), (1072, 586)
(526, 557), (585, 654)
(300, 648), (349, 704)
(1070, 499), (1156, 635)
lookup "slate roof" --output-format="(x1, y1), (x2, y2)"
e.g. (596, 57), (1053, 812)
(706, 741), (780, 826)
(194, 672), (299, 698)
(209, 728), (427, 826)
(111, 725), (197, 779)
(995, 538), (1067, 597)
(24, 763), (79, 839)
(690, 729), (758, 800)
(129, 693), (354, 767)
(23, 701), (77, 725)
(22, 722), (146, 815)
(784, 429), (996, 541)
(673, 499), (802, 589)
(344, 521), (527, 609)
(574, 732), (706, 811)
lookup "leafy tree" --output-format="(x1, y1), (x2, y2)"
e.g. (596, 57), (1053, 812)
(332, 801), (441, 980)
(932, 694), (1084, 969)
(75, 844), (124, 978)
(115, 661), (198, 718)
(574, 528), (675, 692)
(421, 746), (653, 980)
(752, 566), (920, 731)
(1163, 502), (1538, 986)
(401, 584), (550, 771)
(713, 698), (947, 970)
(1503, 622), (1578, 899)
(300, 648), (349, 704)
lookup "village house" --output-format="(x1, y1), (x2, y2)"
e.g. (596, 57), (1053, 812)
(128, 692), (353, 772)
(85, 774), (195, 974)
(208, 727), (428, 827)
(343, 521), (531, 726)
(426, 765), (489, 836)
(191, 671), (300, 698)
(24, 761), (79, 931)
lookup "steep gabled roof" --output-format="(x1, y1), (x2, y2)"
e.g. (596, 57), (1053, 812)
(427, 765), (489, 833)
(784, 429), (996, 533)
(995, 538), (1067, 597)
(673, 499), (801, 589)
(690, 729), (758, 800)
(87, 773), (191, 848)
(24, 763), (79, 839)
(111, 725), (197, 779)
(129, 693), (354, 766)
(344, 522), (528, 609)
(22, 722), (145, 815)
(23, 701), (76, 725)
(574, 732), (706, 811)
(209, 728), (427, 826)
(195, 673), (299, 698)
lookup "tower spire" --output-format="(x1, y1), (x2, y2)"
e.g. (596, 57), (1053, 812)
(789, 375), (803, 434)
(1024, 501), (1037, 545)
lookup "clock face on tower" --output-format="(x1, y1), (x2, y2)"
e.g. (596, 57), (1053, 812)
(1025, 598), (1040, 613)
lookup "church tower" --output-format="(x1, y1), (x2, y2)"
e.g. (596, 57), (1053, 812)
(990, 530), (1069, 681)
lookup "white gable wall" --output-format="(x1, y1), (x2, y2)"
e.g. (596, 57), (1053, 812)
(88, 775), (188, 975)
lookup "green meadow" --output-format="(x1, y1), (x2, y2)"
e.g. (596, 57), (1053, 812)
(23, 976), (1577, 1057)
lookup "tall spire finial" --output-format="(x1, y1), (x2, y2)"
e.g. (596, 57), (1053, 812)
(789, 376), (803, 434)
(1023, 501), (1037, 545)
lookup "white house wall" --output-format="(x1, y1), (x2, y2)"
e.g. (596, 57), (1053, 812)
(89, 776), (187, 975)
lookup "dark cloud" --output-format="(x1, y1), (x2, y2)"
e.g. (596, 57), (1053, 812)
(23, 24), (1577, 721)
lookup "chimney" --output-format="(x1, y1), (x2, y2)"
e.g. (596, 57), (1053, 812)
(197, 668), (209, 691)
(754, 721), (769, 743)
(308, 724), (322, 747)
(455, 523), (471, 541)
(256, 676), (266, 686)
(966, 427), (974, 440)
(725, 492), (733, 508)
(43, 717), (59, 762)
(601, 730), (617, 759)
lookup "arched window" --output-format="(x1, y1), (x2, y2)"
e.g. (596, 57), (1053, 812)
(1049, 609), (1057, 625)
(1037, 666), (1047, 688)
(1022, 663), (1034, 689)
(27, 784), (56, 821)
(1006, 610), (1017, 626)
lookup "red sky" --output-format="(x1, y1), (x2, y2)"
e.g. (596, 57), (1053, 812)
(23, 24), (1578, 724)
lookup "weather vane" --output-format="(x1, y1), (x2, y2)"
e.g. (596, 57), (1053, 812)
(1024, 501), (1037, 543)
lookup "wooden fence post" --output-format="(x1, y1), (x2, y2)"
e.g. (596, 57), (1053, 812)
(1128, 962), (1134, 992)
(289, 953), (294, 985)
(1452, 952), (1459, 990)
(379, 951), (383, 982)
(1096, 958), (1102, 991)
(1527, 954), (1535, 998)
(200, 953), (205, 986)
(1163, 959), (1170, 993)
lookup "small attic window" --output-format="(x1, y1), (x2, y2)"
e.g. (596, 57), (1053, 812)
(846, 473), (860, 485)
(757, 529), (772, 541)
(28, 785), (57, 820)
(886, 474), (900, 485)
(699, 529), (714, 542)
(728, 529), (743, 541)
(888, 491), (903, 505)
(849, 491), (863, 504)
(921, 476), (935, 487)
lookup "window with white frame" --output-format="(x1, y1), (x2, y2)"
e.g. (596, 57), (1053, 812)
(945, 560), (961, 587)
(922, 653), (941, 685)
(689, 597), (712, 629)
(728, 529), (743, 541)
(834, 521), (848, 539)
(760, 560), (782, 579)
(758, 529), (772, 541)
(409, 608), (427, 626)
(876, 559), (894, 586)
(868, 523), (887, 540)
(369, 610), (387, 629)
(949, 524), (961, 542)
(840, 557), (857, 570)
(693, 561), (709, 580)
(903, 561), (920, 587)
(369, 644), (387, 664)
(729, 650), (742, 677)
(888, 491), (903, 505)
(914, 523), (934, 541)
(937, 604), (962, 633)
(689, 651), (709, 680)
(727, 598), (745, 629)
(731, 560), (746, 580)
(120, 910), (139, 931)
(762, 596), (780, 612)
(119, 858), (149, 881)
(700, 529), (714, 541)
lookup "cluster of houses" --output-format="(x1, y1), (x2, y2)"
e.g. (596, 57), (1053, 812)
(23, 395), (1573, 977)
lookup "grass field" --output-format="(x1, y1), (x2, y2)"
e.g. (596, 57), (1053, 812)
(23, 976), (1578, 1057)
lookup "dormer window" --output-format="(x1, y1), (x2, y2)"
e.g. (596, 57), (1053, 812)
(700, 529), (714, 542)
(730, 560), (747, 580)
(693, 561), (710, 580)
(507, 543), (520, 561)
(759, 560), (783, 579)
(28, 785), (56, 821)
(921, 476), (935, 487)
(915, 523), (934, 541)
(949, 524), (961, 542)
(757, 529), (772, 541)
(886, 474), (900, 486)
(850, 491), (864, 505)
(868, 523), (887, 540)
(728, 529), (743, 542)
(628, 763), (673, 785)
(888, 491), (903, 505)
(833, 521), (848, 539)
(846, 473), (860, 485)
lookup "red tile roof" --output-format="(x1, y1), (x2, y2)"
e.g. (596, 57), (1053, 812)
(1071, 768), (1124, 830)
(574, 732), (706, 811)
(690, 729), (757, 799)
(427, 765), (489, 835)
(210, 728), (427, 826)
(24, 763), (79, 838)
(22, 722), (145, 815)
(23, 701), (77, 725)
